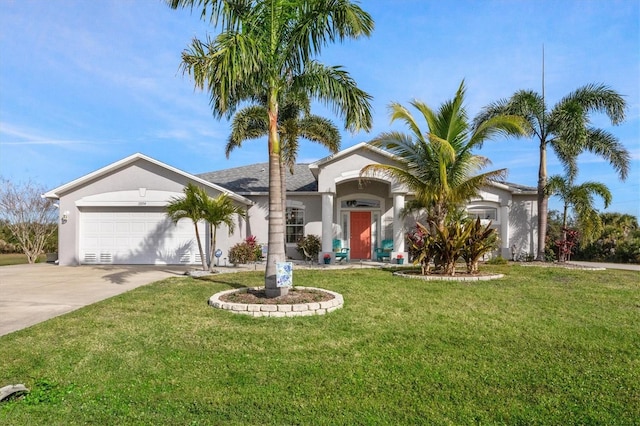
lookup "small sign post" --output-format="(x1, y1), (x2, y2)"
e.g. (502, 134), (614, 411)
(214, 249), (223, 266)
(276, 262), (293, 288)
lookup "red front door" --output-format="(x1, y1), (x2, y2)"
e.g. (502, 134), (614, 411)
(350, 211), (371, 259)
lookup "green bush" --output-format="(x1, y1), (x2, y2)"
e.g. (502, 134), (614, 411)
(229, 236), (261, 264)
(407, 218), (499, 275)
(296, 234), (321, 260)
(486, 255), (508, 265)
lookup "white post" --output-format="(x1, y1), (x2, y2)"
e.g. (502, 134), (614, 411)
(393, 193), (405, 253)
(500, 202), (510, 258)
(321, 193), (334, 259)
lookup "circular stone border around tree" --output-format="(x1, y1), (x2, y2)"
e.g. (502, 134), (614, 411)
(209, 287), (344, 317)
(393, 271), (505, 281)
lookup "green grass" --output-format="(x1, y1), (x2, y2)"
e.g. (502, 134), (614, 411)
(0, 253), (30, 266)
(0, 253), (45, 266)
(1, 265), (638, 424)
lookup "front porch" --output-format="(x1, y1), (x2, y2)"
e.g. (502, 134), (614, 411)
(319, 178), (408, 264)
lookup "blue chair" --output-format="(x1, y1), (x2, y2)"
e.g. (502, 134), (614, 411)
(374, 239), (394, 262)
(332, 239), (349, 263)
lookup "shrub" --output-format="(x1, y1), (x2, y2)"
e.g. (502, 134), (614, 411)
(461, 218), (499, 274)
(0, 238), (17, 254)
(296, 235), (321, 261)
(229, 236), (261, 264)
(486, 255), (508, 265)
(407, 218), (499, 275)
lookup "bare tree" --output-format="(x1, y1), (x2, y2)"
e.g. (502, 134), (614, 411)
(0, 178), (58, 263)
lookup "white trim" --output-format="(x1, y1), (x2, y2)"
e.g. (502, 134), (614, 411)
(44, 153), (253, 206)
(309, 142), (396, 171)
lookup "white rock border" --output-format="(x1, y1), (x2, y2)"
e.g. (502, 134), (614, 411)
(209, 286), (344, 317)
(393, 271), (504, 281)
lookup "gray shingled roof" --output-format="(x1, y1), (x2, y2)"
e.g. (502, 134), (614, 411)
(198, 163), (317, 193)
(198, 163), (535, 195)
(503, 182), (537, 193)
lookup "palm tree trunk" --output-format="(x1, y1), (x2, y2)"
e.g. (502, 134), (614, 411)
(209, 226), (218, 272)
(265, 94), (288, 298)
(194, 224), (207, 271)
(536, 141), (548, 261)
(281, 157), (287, 255)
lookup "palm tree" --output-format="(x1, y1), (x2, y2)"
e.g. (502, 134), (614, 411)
(545, 174), (612, 261)
(201, 193), (246, 271)
(168, 0), (373, 297)
(362, 80), (526, 231)
(476, 83), (629, 260)
(166, 183), (208, 271)
(226, 90), (341, 236)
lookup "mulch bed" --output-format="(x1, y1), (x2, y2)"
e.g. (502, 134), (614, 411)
(220, 288), (335, 305)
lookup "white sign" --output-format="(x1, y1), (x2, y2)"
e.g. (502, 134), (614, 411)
(276, 262), (293, 287)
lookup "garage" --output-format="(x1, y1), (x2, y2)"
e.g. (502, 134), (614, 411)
(79, 208), (205, 265)
(43, 153), (253, 266)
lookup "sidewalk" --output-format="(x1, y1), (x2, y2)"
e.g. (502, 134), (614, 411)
(566, 261), (640, 272)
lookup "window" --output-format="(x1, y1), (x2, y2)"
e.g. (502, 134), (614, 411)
(341, 199), (380, 208)
(286, 207), (304, 243)
(467, 207), (497, 221)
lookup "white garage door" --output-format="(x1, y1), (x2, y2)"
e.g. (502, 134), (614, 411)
(80, 209), (205, 265)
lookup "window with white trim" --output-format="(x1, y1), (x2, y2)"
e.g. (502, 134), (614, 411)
(467, 207), (498, 221)
(286, 207), (305, 243)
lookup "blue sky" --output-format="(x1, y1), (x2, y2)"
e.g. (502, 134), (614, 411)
(1, 0), (638, 218)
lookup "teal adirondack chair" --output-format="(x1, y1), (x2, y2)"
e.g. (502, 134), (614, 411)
(332, 239), (349, 263)
(374, 239), (394, 262)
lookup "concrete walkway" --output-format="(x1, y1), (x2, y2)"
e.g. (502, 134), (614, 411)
(567, 261), (640, 272)
(0, 263), (188, 337)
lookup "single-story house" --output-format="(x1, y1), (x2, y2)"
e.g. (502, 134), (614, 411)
(45, 142), (538, 266)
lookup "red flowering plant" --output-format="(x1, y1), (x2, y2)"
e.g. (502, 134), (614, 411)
(555, 228), (579, 262)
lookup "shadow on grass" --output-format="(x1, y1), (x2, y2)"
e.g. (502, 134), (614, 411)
(195, 274), (258, 290)
(95, 265), (187, 285)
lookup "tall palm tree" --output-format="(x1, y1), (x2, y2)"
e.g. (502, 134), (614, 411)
(166, 183), (208, 271)
(168, 0), (373, 297)
(476, 83), (629, 260)
(362, 80), (526, 231)
(226, 90), (341, 243)
(201, 193), (246, 271)
(545, 174), (612, 260)
(600, 212), (638, 240)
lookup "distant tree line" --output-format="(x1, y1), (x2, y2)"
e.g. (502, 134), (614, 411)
(0, 178), (58, 261)
(545, 211), (639, 264)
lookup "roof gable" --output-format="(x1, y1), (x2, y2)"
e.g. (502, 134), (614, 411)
(44, 153), (253, 205)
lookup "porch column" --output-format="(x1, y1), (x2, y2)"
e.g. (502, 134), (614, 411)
(500, 201), (510, 258)
(393, 193), (405, 252)
(321, 193), (334, 254)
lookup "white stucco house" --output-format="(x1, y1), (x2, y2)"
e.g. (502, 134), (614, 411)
(45, 142), (538, 266)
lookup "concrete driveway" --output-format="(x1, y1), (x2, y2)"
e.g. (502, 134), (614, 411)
(0, 263), (187, 337)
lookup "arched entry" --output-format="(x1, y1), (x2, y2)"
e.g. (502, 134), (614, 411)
(338, 196), (384, 260)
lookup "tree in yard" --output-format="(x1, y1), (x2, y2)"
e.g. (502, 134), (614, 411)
(168, 0), (373, 297)
(362, 80), (526, 231)
(166, 183), (209, 271)
(0, 178), (58, 263)
(545, 173), (612, 261)
(225, 90), (340, 238)
(201, 192), (246, 271)
(476, 83), (629, 261)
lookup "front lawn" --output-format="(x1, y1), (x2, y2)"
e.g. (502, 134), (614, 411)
(0, 253), (45, 266)
(1, 265), (638, 424)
